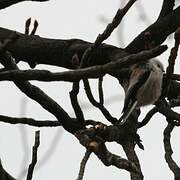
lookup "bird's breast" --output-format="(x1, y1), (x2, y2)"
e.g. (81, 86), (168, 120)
(136, 71), (163, 107)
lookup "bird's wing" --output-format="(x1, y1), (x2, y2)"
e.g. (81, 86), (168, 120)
(122, 68), (151, 114)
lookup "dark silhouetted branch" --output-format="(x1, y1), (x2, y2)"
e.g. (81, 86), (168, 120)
(157, 0), (175, 20)
(26, 131), (40, 180)
(0, 45), (167, 82)
(93, 0), (137, 48)
(138, 107), (158, 128)
(126, 6), (180, 53)
(163, 27), (180, 97)
(77, 149), (91, 180)
(123, 141), (143, 180)
(163, 123), (180, 179)
(83, 79), (118, 124)
(98, 77), (104, 105)
(0, 0), (49, 10)
(76, 129), (139, 173)
(70, 82), (85, 124)
(0, 114), (61, 127)
(155, 100), (180, 126)
(0, 34), (83, 134)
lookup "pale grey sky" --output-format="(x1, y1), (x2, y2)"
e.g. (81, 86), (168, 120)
(0, 0), (179, 180)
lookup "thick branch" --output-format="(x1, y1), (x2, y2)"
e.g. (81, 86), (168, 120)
(0, 0), (48, 10)
(0, 45), (167, 82)
(0, 50), (82, 133)
(126, 6), (180, 53)
(157, 0), (175, 20)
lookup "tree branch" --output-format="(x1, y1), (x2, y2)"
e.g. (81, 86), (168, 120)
(157, 0), (175, 20)
(0, 35), (83, 134)
(126, 6), (180, 53)
(77, 149), (91, 180)
(0, 0), (49, 10)
(26, 131), (40, 180)
(0, 45), (167, 82)
(0, 114), (61, 127)
(83, 79), (118, 124)
(163, 123), (180, 179)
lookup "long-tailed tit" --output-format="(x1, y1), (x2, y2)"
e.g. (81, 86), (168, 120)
(119, 59), (164, 124)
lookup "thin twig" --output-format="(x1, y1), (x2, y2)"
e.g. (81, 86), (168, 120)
(77, 149), (91, 180)
(25, 18), (31, 35)
(80, 0), (137, 67)
(138, 107), (158, 128)
(98, 77), (104, 105)
(93, 0), (137, 48)
(30, 20), (38, 35)
(0, 114), (61, 127)
(83, 79), (118, 124)
(26, 131), (40, 180)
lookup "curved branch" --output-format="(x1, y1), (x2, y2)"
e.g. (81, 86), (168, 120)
(163, 123), (180, 179)
(0, 47), (82, 133)
(0, 0), (49, 10)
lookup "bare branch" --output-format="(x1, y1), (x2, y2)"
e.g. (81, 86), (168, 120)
(76, 129), (139, 173)
(123, 141), (144, 180)
(157, 0), (175, 20)
(26, 131), (40, 180)
(77, 149), (91, 180)
(163, 123), (180, 179)
(83, 79), (118, 124)
(126, 6), (180, 53)
(70, 82), (85, 124)
(155, 100), (180, 126)
(98, 77), (104, 105)
(0, 45), (167, 82)
(163, 27), (180, 97)
(93, 0), (137, 48)
(79, 0), (137, 68)
(0, 34), (83, 134)
(0, 0), (49, 10)
(0, 114), (61, 127)
(30, 20), (39, 36)
(138, 107), (158, 128)
(25, 18), (31, 35)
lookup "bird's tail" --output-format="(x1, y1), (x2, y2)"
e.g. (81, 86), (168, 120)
(119, 101), (138, 125)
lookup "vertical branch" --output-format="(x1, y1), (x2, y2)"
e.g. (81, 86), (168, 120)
(163, 123), (180, 179)
(77, 149), (91, 180)
(163, 27), (180, 97)
(83, 79), (117, 124)
(26, 131), (40, 180)
(18, 97), (29, 180)
(30, 20), (38, 35)
(122, 141), (143, 180)
(98, 77), (104, 105)
(70, 81), (85, 124)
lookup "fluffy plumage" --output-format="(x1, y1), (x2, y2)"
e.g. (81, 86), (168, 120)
(119, 59), (164, 124)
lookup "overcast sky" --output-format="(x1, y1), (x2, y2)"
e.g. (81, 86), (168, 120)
(0, 0), (179, 180)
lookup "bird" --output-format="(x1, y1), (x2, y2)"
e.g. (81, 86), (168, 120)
(119, 59), (164, 124)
